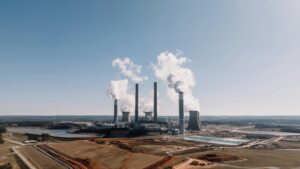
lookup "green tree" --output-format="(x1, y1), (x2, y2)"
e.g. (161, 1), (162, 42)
(0, 125), (7, 133)
(0, 125), (6, 144)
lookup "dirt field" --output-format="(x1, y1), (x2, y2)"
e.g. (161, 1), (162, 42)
(0, 140), (18, 149)
(18, 146), (66, 169)
(92, 136), (200, 155)
(3, 133), (28, 143)
(189, 148), (300, 169)
(277, 140), (300, 149)
(48, 140), (166, 169)
(0, 154), (28, 169)
(0, 140), (27, 169)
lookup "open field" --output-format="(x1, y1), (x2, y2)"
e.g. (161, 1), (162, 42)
(0, 140), (28, 169)
(3, 133), (29, 143)
(0, 140), (18, 149)
(188, 148), (300, 169)
(0, 148), (13, 156)
(48, 140), (165, 169)
(93, 136), (201, 155)
(277, 140), (300, 149)
(0, 154), (28, 169)
(47, 138), (220, 169)
(18, 146), (66, 169)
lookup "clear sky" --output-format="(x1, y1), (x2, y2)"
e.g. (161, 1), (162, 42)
(1, 0), (299, 116)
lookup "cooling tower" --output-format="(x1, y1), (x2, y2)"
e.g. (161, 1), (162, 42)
(144, 111), (153, 122)
(154, 82), (158, 122)
(114, 99), (118, 123)
(145, 112), (153, 117)
(135, 83), (139, 123)
(187, 111), (201, 131)
(179, 92), (185, 134)
(122, 112), (130, 122)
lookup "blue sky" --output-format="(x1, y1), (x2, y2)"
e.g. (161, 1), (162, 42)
(1, 0), (299, 116)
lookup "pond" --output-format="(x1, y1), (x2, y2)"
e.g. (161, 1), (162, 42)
(7, 127), (100, 138)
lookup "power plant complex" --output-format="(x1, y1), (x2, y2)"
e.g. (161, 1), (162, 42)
(111, 82), (201, 135)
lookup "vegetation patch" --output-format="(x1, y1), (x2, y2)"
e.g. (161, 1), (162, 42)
(197, 153), (240, 162)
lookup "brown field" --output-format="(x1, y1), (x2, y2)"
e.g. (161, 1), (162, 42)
(3, 133), (28, 143)
(277, 140), (300, 149)
(47, 137), (221, 169)
(0, 140), (27, 169)
(93, 136), (200, 155)
(0, 155), (28, 169)
(0, 140), (18, 149)
(18, 146), (66, 169)
(48, 140), (166, 169)
(188, 148), (300, 169)
(0, 148), (13, 156)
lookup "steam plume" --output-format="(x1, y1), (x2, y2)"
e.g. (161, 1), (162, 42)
(112, 58), (148, 83)
(140, 90), (160, 113)
(107, 79), (134, 112)
(108, 79), (128, 100)
(152, 52), (200, 112)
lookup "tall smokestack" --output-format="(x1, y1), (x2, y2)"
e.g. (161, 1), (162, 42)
(135, 83), (139, 123)
(154, 82), (157, 122)
(179, 92), (185, 134)
(114, 99), (118, 123)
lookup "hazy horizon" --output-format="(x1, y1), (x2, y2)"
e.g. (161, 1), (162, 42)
(1, 0), (300, 116)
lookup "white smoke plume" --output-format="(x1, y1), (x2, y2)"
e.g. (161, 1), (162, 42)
(153, 52), (200, 112)
(112, 58), (148, 83)
(107, 79), (134, 112)
(119, 93), (134, 112)
(140, 90), (160, 113)
(107, 79), (128, 100)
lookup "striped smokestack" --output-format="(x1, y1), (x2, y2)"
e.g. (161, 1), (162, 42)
(114, 99), (118, 123)
(179, 92), (185, 134)
(154, 82), (157, 122)
(135, 83), (139, 123)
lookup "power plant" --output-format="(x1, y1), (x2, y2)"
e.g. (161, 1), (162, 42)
(187, 110), (201, 131)
(107, 82), (200, 135)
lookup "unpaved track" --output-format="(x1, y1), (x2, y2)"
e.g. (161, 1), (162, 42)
(12, 146), (37, 169)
